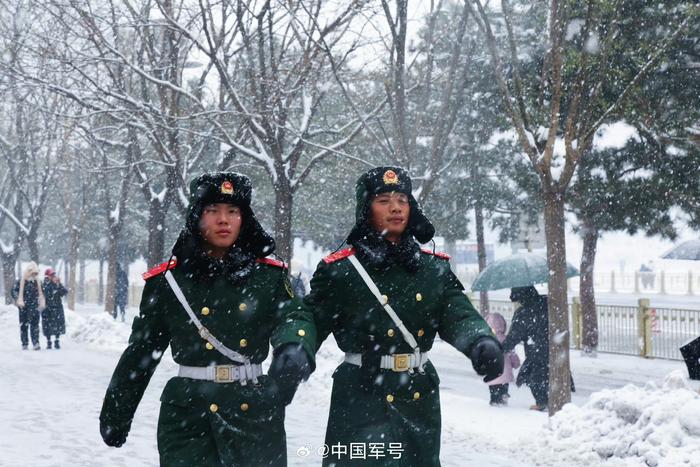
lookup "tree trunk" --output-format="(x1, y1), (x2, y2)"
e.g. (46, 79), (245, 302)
(474, 196), (489, 315)
(26, 232), (39, 263)
(98, 259), (104, 306)
(274, 181), (294, 262)
(579, 219), (599, 353)
(67, 224), (79, 310)
(78, 257), (85, 304)
(543, 188), (572, 415)
(105, 234), (118, 316)
(147, 199), (167, 267)
(103, 148), (132, 314)
(1, 251), (19, 305)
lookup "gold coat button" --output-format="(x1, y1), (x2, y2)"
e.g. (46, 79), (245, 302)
(417, 329), (425, 337)
(297, 329), (306, 337)
(413, 392), (421, 400)
(240, 403), (249, 412)
(209, 403), (218, 413)
(387, 329), (395, 337)
(381, 295), (388, 305)
(238, 303), (247, 311)
(416, 293), (422, 302)
(386, 394), (394, 403)
(205, 342), (214, 350)
(201, 306), (210, 316)
(239, 339), (248, 348)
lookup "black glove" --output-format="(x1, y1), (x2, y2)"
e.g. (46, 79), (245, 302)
(264, 343), (312, 406)
(100, 421), (129, 447)
(469, 336), (504, 383)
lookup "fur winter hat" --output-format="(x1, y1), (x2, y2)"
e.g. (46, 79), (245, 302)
(347, 166), (435, 244)
(172, 172), (275, 258)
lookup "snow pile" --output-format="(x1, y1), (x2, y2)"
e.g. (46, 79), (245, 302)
(536, 371), (700, 466)
(67, 309), (132, 351)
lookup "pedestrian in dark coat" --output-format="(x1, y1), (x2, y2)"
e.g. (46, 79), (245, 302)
(99, 172), (317, 467)
(42, 268), (67, 349)
(114, 264), (128, 322)
(11, 261), (46, 350)
(304, 167), (503, 466)
(502, 286), (549, 410)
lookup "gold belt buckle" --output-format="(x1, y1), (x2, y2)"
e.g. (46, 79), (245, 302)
(215, 365), (232, 383)
(392, 354), (411, 372)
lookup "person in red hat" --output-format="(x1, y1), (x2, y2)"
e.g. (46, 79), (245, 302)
(42, 268), (67, 349)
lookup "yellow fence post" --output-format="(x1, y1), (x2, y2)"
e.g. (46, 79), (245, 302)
(637, 298), (652, 358)
(572, 296), (582, 349)
(634, 271), (640, 293)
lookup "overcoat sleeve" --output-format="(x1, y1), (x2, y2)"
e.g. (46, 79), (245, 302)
(11, 280), (20, 301)
(502, 309), (526, 352)
(436, 264), (494, 355)
(303, 260), (340, 352)
(99, 276), (171, 432)
(269, 270), (317, 369)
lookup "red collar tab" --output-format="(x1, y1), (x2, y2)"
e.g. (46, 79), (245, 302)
(256, 257), (288, 269)
(323, 247), (356, 264)
(142, 258), (178, 280)
(421, 248), (450, 260)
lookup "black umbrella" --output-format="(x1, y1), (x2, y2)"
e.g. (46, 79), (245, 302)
(680, 336), (700, 381)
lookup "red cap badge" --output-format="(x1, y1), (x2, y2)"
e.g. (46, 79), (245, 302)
(383, 169), (399, 185)
(221, 181), (234, 194)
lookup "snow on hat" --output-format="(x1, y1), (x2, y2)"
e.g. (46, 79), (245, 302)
(347, 166), (435, 244)
(173, 172), (275, 258)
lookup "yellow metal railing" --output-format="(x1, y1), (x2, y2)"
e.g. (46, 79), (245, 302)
(472, 297), (700, 361)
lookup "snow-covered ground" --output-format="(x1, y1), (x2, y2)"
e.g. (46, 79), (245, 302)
(1, 303), (698, 467)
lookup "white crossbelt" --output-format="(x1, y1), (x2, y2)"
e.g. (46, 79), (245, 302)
(347, 255), (420, 351)
(347, 254), (425, 373)
(178, 364), (264, 383)
(165, 270), (258, 385)
(344, 352), (430, 372)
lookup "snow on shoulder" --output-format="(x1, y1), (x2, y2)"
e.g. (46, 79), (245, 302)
(535, 371), (700, 466)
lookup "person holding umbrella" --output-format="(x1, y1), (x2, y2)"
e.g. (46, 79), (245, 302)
(502, 286), (550, 411)
(471, 252), (579, 411)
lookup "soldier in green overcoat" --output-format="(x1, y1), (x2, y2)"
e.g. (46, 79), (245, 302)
(99, 172), (317, 467)
(304, 167), (504, 466)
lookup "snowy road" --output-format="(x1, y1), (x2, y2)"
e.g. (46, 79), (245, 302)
(0, 303), (697, 467)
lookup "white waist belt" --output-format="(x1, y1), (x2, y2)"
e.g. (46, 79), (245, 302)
(344, 352), (429, 372)
(178, 364), (264, 384)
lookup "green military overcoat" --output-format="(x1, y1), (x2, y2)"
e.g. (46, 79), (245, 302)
(304, 247), (493, 466)
(100, 257), (316, 467)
